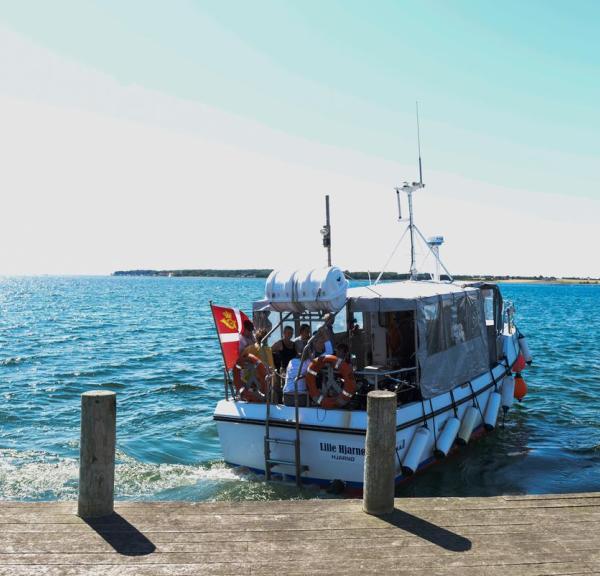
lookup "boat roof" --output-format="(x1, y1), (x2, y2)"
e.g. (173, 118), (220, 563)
(348, 280), (479, 312)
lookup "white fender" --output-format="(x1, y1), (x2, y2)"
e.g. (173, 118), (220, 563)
(434, 417), (460, 459)
(519, 334), (533, 365)
(501, 374), (515, 411)
(401, 426), (431, 476)
(456, 406), (479, 446)
(484, 392), (501, 431)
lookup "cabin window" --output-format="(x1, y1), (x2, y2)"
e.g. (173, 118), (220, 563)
(332, 305), (348, 334)
(482, 289), (495, 326)
(424, 300), (454, 355)
(348, 312), (368, 368)
(424, 293), (482, 355)
(349, 311), (364, 330)
(423, 302), (446, 355)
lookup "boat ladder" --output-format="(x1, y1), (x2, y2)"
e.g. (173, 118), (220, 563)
(264, 372), (307, 487)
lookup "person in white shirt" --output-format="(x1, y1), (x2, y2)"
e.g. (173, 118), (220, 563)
(283, 354), (310, 407)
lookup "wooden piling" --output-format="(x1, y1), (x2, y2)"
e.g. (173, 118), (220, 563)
(363, 390), (396, 515)
(77, 390), (116, 518)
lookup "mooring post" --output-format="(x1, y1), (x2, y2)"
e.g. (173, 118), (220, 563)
(78, 390), (116, 518)
(363, 390), (396, 515)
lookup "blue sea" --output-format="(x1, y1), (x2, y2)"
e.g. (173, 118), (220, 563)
(1, 276), (599, 501)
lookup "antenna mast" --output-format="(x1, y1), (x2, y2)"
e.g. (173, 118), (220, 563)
(321, 195), (332, 267)
(375, 104), (453, 284)
(407, 102), (424, 280)
(407, 186), (419, 280)
(416, 101), (423, 186)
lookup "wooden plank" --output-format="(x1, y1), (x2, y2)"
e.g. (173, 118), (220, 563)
(2, 506), (599, 529)
(0, 526), (576, 550)
(0, 568), (231, 576)
(0, 516), (597, 537)
(2, 493), (600, 515)
(0, 563), (592, 576)
(0, 549), (591, 566)
(0, 563), (249, 576)
(1, 530), (592, 555)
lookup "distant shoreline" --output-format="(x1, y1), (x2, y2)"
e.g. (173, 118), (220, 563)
(497, 278), (599, 284)
(112, 269), (600, 285)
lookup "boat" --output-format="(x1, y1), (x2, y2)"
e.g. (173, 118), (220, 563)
(211, 175), (531, 494)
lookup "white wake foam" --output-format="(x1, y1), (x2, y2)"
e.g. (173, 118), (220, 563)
(0, 449), (251, 501)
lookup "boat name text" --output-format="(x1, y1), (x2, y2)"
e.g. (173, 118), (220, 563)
(318, 440), (406, 463)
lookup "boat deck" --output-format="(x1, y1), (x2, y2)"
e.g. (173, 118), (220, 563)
(1, 493), (598, 575)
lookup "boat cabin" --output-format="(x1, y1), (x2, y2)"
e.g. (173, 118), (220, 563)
(252, 267), (505, 408)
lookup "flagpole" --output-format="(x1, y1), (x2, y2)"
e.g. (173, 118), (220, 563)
(209, 300), (233, 400)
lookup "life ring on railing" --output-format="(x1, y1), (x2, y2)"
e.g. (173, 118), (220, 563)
(232, 353), (268, 402)
(305, 354), (356, 409)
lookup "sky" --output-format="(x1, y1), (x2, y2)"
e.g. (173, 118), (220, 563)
(0, 0), (599, 277)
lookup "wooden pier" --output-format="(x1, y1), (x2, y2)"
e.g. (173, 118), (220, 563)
(0, 493), (599, 575)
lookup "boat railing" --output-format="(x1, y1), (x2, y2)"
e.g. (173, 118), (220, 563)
(354, 366), (417, 390)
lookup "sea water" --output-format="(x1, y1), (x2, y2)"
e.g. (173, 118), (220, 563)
(1, 276), (599, 501)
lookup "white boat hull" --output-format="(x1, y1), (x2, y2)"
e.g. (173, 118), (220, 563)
(214, 330), (522, 490)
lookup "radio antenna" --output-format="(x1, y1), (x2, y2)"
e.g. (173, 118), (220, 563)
(321, 195), (332, 266)
(416, 101), (423, 185)
(377, 104), (453, 283)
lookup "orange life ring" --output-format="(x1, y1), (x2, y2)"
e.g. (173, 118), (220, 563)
(233, 353), (268, 402)
(305, 354), (356, 409)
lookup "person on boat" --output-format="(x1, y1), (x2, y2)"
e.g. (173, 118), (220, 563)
(238, 320), (255, 356)
(294, 323), (311, 354)
(348, 316), (368, 369)
(283, 351), (311, 407)
(311, 314), (335, 356)
(312, 330), (334, 356)
(348, 316), (360, 335)
(238, 328), (274, 403)
(272, 326), (296, 372)
(241, 328), (275, 369)
(238, 320), (258, 383)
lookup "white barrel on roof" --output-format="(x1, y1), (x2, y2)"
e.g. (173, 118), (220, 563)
(263, 269), (303, 313)
(264, 266), (348, 313)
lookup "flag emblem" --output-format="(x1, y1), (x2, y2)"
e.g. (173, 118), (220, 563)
(220, 310), (237, 331)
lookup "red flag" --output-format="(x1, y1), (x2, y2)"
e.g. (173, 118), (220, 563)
(210, 303), (250, 371)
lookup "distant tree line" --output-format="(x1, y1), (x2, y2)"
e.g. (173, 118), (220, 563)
(113, 269), (599, 282)
(113, 269), (273, 278)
